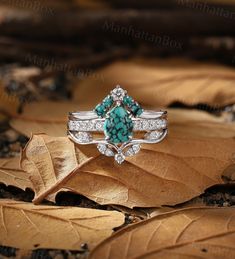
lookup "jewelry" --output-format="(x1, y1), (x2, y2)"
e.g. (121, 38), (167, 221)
(68, 85), (168, 164)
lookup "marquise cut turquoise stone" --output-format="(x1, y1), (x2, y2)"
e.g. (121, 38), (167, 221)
(123, 95), (143, 117)
(103, 96), (114, 108)
(123, 95), (133, 106)
(104, 106), (133, 144)
(131, 103), (143, 116)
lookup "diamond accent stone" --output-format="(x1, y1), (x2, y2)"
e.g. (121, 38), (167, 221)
(105, 149), (114, 157)
(125, 144), (141, 157)
(68, 120), (104, 131)
(145, 131), (163, 141)
(97, 144), (107, 154)
(95, 121), (104, 131)
(75, 132), (92, 143)
(142, 120), (149, 129)
(97, 144), (114, 157)
(86, 121), (94, 130)
(80, 121), (88, 130)
(132, 144), (141, 153)
(115, 153), (125, 164)
(159, 119), (167, 129)
(133, 119), (167, 131)
(111, 85), (126, 101)
(133, 120), (141, 130)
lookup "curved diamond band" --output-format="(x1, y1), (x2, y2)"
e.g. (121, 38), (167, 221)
(68, 85), (168, 164)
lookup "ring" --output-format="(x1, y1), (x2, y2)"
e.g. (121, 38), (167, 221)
(68, 85), (168, 164)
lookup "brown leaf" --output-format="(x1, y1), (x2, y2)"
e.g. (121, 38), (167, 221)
(0, 199), (124, 250)
(21, 132), (235, 207)
(62, 137), (234, 208)
(72, 59), (235, 108)
(89, 207), (235, 259)
(169, 109), (235, 138)
(148, 236), (235, 259)
(10, 101), (84, 137)
(21, 134), (85, 199)
(0, 157), (32, 190)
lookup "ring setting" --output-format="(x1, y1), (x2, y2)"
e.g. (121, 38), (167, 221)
(68, 85), (168, 164)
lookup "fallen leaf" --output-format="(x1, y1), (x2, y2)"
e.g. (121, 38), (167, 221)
(21, 133), (235, 208)
(0, 199), (124, 251)
(72, 59), (235, 108)
(0, 157), (32, 190)
(89, 207), (235, 259)
(61, 136), (235, 208)
(21, 134), (83, 199)
(147, 236), (235, 259)
(10, 101), (80, 137)
(169, 109), (235, 138)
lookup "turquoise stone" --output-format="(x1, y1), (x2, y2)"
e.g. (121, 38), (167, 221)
(95, 96), (114, 117)
(104, 105), (133, 144)
(95, 104), (106, 117)
(124, 95), (143, 117)
(123, 95), (133, 106)
(103, 96), (114, 109)
(131, 102), (143, 116)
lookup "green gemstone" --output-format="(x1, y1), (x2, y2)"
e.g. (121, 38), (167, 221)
(136, 107), (144, 116)
(131, 102), (143, 116)
(104, 105), (133, 144)
(95, 104), (106, 117)
(103, 96), (114, 109)
(123, 95), (133, 106)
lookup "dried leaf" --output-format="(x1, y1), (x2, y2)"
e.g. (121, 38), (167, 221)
(0, 199), (124, 250)
(62, 137), (235, 208)
(21, 133), (235, 208)
(169, 109), (235, 138)
(89, 207), (235, 259)
(72, 59), (235, 108)
(21, 134), (83, 199)
(10, 101), (83, 137)
(0, 157), (32, 190)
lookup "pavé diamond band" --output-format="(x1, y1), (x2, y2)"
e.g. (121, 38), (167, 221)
(68, 85), (168, 164)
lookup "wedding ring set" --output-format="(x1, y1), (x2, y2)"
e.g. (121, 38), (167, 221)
(68, 85), (168, 164)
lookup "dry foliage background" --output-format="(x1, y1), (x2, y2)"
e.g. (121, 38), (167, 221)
(0, 0), (235, 259)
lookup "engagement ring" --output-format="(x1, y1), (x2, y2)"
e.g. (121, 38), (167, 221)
(68, 85), (168, 164)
